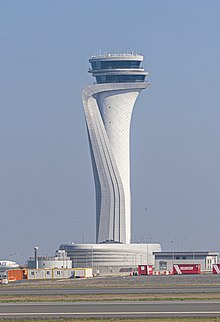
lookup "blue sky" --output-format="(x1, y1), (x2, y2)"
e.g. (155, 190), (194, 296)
(0, 0), (219, 263)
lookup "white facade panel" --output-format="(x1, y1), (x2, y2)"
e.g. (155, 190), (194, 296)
(83, 82), (148, 244)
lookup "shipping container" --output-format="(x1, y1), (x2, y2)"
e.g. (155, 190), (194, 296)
(213, 264), (220, 274)
(173, 264), (201, 275)
(138, 265), (153, 275)
(7, 269), (25, 281)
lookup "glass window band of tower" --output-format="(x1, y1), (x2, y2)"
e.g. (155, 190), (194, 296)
(96, 74), (146, 83)
(91, 60), (141, 70)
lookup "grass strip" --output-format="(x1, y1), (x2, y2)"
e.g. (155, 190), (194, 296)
(1, 293), (220, 303)
(1, 318), (220, 322)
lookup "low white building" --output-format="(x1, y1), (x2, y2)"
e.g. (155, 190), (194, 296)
(154, 251), (219, 272)
(27, 268), (92, 279)
(28, 250), (72, 269)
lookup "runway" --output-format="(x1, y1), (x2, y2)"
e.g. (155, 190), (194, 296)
(0, 301), (220, 318)
(1, 285), (220, 295)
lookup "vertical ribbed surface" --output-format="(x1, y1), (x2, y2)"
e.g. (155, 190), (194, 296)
(82, 83), (148, 244)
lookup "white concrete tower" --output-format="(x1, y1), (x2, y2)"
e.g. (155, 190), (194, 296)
(82, 53), (149, 244)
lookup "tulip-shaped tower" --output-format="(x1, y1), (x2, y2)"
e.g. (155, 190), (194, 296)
(82, 53), (149, 244)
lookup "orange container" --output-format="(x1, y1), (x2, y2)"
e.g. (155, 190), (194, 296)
(7, 269), (25, 281)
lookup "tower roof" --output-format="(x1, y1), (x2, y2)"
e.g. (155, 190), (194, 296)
(89, 53), (144, 62)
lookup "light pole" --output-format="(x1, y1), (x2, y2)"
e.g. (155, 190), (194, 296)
(171, 240), (174, 264)
(34, 246), (38, 269)
(147, 243), (149, 265)
(193, 239), (196, 262)
(91, 247), (93, 271)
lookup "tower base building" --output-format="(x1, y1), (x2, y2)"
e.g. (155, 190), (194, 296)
(60, 243), (161, 275)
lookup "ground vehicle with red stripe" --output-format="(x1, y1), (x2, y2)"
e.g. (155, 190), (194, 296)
(213, 264), (220, 274)
(173, 264), (201, 274)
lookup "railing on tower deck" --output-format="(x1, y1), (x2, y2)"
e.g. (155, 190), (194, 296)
(90, 52), (141, 59)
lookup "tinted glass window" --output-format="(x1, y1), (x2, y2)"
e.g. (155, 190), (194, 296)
(96, 74), (146, 83)
(91, 60), (141, 70)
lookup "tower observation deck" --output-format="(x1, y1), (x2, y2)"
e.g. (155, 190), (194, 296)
(89, 53), (148, 84)
(82, 53), (149, 244)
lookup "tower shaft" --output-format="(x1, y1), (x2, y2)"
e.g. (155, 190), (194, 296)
(82, 54), (149, 244)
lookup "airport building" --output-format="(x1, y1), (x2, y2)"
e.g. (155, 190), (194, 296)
(28, 250), (72, 269)
(60, 53), (161, 274)
(60, 243), (161, 275)
(154, 251), (219, 272)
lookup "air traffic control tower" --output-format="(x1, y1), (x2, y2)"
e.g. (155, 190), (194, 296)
(82, 53), (149, 245)
(60, 53), (161, 274)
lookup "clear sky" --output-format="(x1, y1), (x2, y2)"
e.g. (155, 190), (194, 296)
(0, 0), (219, 264)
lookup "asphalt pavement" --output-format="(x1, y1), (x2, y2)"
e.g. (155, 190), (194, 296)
(1, 286), (220, 295)
(0, 301), (220, 318)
